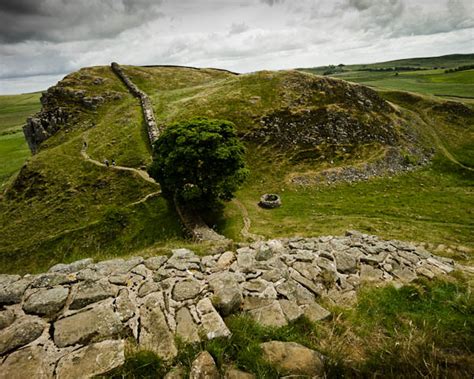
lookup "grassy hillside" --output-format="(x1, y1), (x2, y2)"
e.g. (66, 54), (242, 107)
(0, 93), (41, 187)
(0, 63), (473, 274)
(300, 54), (474, 101)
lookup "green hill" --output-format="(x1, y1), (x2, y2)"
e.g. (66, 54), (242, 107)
(0, 64), (473, 274)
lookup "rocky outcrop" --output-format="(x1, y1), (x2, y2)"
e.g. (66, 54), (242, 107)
(0, 232), (463, 376)
(111, 62), (160, 144)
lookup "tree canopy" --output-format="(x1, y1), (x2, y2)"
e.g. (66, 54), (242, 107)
(149, 118), (248, 209)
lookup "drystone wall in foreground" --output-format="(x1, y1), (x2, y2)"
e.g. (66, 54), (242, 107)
(0, 231), (460, 378)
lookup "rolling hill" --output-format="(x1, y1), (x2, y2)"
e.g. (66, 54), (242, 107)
(0, 62), (473, 274)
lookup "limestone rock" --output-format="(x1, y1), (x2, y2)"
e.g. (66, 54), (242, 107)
(0, 274), (21, 287)
(216, 251), (235, 269)
(22, 286), (69, 316)
(360, 264), (383, 282)
(0, 345), (54, 379)
(248, 300), (287, 327)
(224, 368), (256, 379)
(172, 279), (201, 301)
(176, 307), (200, 343)
(301, 303), (331, 322)
(55, 340), (125, 379)
(0, 279), (31, 305)
(209, 272), (242, 316)
(144, 256), (168, 271)
(334, 251), (358, 273)
(278, 299), (303, 322)
(49, 258), (93, 274)
(54, 304), (125, 347)
(70, 279), (117, 309)
(197, 298), (231, 339)
(115, 288), (136, 322)
(260, 341), (324, 376)
(0, 308), (16, 330)
(164, 366), (186, 379)
(0, 316), (45, 355)
(190, 351), (220, 379)
(139, 293), (177, 360)
(30, 273), (75, 288)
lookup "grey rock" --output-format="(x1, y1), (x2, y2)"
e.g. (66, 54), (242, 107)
(224, 368), (256, 379)
(360, 264), (383, 282)
(55, 340), (125, 379)
(279, 299), (303, 322)
(54, 304), (125, 347)
(138, 280), (160, 297)
(209, 272), (242, 316)
(0, 316), (45, 355)
(334, 250), (358, 273)
(0, 274), (21, 287)
(0, 308), (16, 330)
(0, 345), (54, 379)
(176, 307), (200, 344)
(115, 288), (135, 322)
(236, 251), (256, 273)
(289, 268), (324, 297)
(30, 273), (75, 288)
(301, 303), (331, 322)
(248, 300), (287, 327)
(260, 341), (324, 376)
(49, 258), (93, 274)
(255, 246), (273, 261)
(144, 256), (168, 271)
(70, 279), (117, 310)
(172, 279), (201, 301)
(197, 298), (231, 339)
(139, 293), (177, 360)
(94, 257), (143, 275)
(108, 274), (130, 285)
(23, 286), (69, 316)
(292, 262), (321, 282)
(164, 366), (186, 379)
(0, 279), (31, 305)
(216, 251), (235, 269)
(392, 268), (417, 283)
(190, 351), (220, 379)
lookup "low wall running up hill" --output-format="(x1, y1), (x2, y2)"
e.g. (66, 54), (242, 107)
(111, 62), (161, 144)
(0, 232), (462, 377)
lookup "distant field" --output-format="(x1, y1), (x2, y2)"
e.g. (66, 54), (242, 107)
(0, 92), (41, 187)
(300, 53), (474, 101)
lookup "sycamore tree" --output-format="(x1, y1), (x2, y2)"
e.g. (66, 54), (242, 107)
(149, 118), (248, 210)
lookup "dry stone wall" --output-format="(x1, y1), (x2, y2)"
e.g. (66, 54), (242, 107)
(0, 231), (462, 377)
(111, 62), (161, 144)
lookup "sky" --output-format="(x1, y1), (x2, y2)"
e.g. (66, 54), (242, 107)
(0, 0), (473, 94)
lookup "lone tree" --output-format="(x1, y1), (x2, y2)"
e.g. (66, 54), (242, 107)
(149, 118), (248, 210)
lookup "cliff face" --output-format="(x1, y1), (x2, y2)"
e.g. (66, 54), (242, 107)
(22, 70), (121, 154)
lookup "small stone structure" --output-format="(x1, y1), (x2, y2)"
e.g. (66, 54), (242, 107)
(0, 231), (463, 377)
(259, 193), (282, 209)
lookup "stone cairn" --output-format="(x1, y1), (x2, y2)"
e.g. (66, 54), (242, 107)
(0, 231), (460, 377)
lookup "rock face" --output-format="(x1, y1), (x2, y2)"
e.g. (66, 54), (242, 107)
(0, 233), (463, 375)
(260, 341), (325, 376)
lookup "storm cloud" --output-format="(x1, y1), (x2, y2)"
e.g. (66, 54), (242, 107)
(0, 0), (473, 94)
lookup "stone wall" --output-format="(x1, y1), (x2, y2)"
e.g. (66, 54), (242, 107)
(0, 232), (461, 377)
(111, 62), (161, 144)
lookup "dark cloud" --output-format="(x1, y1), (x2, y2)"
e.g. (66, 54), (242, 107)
(0, 0), (164, 44)
(229, 22), (250, 35)
(261, 0), (285, 6)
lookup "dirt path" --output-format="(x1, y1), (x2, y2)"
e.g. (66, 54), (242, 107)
(80, 143), (158, 184)
(233, 199), (264, 241)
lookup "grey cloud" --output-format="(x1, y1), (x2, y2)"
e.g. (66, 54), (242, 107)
(229, 22), (250, 35)
(261, 0), (285, 6)
(0, 0), (164, 44)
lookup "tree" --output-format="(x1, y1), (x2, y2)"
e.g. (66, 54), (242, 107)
(149, 118), (248, 210)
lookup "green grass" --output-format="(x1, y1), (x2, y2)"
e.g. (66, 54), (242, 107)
(104, 275), (473, 378)
(0, 92), (41, 187)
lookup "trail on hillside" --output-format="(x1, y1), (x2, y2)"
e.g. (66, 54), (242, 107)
(233, 199), (264, 241)
(80, 143), (158, 184)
